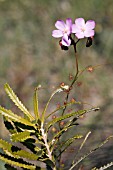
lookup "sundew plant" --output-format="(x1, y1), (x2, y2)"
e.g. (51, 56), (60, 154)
(0, 17), (112, 170)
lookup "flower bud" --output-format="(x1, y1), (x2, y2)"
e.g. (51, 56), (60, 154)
(86, 37), (93, 47)
(59, 40), (69, 50)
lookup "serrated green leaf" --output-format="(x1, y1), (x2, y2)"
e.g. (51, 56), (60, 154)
(60, 134), (83, 150)
(33, 87), (39, 121)
(69, 136), (113, 170)
(0, 106), (36, 128)
(0, 153), (36, 170)
(4, 83), (34, 121)
(0, 139), (12, 154)
(47, 107), (99, 129)
(13, 150), (38, 160)
(92, 162), (113, 170)
(0, 139), (22, 158)
(49, 123), (78, 151)
(56, 135), (83, 158)
(11, 131), (32, 142)
(47, 109), (86, 129)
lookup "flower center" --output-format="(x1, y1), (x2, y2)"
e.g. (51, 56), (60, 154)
(63, 28), (68, 34)
(81, 27), (85, 32)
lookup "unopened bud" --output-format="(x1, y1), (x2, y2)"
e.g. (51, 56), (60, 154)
(51, 127), (57, 133)
(60, 121), (65, 126)
(59, 40), (69, 51)
(77, 82), (82, 87)
(87, 66), (94, 73)
(71, 98), (76, 103)
(52, 115), (56, 119)
(86, 37), (93, 47)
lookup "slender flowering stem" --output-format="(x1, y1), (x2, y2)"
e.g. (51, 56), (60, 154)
(62, 39), (80, 116)
(57, 39), (80, 168)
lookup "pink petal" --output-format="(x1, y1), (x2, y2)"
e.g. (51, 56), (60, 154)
(84, 29), (95, 37)
(52, 30), (63, 38)
(55, 20), (66, 31)
(75, 18), (85, 27)
(86, 20), (95, 30)
(66, 18), (72, 32)
(62, 34), (71, 46)
(72, 24), (79, 33)
(75, 31), (85, 39)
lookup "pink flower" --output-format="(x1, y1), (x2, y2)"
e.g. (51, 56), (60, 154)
(72, 18), (95, 39)
(52, 18), (72, 46)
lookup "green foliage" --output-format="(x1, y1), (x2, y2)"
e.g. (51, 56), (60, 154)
(0, 83), (101, 169)
(11, 131), (32, 142)
(33, 87), (40, 122)
(0, 82), (112, 169)
(92, 162), (113, 170)
(4, 83), (35, 121)
(0, 153), (36, 170)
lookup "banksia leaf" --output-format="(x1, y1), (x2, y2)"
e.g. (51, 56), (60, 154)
(0, 106), (36, 128)
(34, 147), (43, 156)
(47, 109), (86, 129)
(11, 131), (32, 142)
(69, 136), (113, 170)
(92, 162), (113, 170)
(4, 83), (34, 121)
(0, 139), (12, 155)
(33, 87), (40, 121)
(13, 150), (39, 160)
(61, 134), (83, 149)
(47, 107), (99, 129)
(0, 153), (36, 170)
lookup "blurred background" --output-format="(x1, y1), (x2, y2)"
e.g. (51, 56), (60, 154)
(0, 0), (113, 169)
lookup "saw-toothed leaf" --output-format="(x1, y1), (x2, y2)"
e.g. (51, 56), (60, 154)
(92, 162), (113, 170)
(13, 150), (39, 160)
(47, 109), (87, 129)
(0, 139), (22, 158)
(60, 134), (83, 150)
(4, 83), (34, 121)
(69, 136), (113, 170)
(0, 139), (12, 154)
(50, 123), (78, 150)
(47, 107), (99, 129)
(33, 87), (39, 121)
(0, 152), (36, 170)
(34, 147), (43, 156)
(11, 131), (32, 142)
(0, 106), (36, 128)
